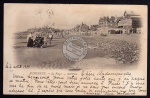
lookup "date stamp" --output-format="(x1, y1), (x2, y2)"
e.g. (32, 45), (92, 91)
(63, 36), (88, 61)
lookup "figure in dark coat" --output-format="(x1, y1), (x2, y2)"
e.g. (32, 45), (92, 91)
(27, 37), (33, 47)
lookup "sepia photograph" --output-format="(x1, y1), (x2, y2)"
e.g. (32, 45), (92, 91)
(3, 4), (147, 95)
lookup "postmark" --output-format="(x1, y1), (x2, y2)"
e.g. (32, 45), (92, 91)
(63, 36), (88, 61)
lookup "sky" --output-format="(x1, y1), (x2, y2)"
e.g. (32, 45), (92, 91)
(4, 4), (146, 33)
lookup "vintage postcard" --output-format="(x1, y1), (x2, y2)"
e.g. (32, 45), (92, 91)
(4, 4), (147, 95)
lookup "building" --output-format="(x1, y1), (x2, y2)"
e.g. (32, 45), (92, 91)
(97, 11), (142, 34)
(98, 16), (125, 34)
(117, 11), (142, 34)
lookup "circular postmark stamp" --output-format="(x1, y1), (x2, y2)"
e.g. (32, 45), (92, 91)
(63, 36), (88, 61)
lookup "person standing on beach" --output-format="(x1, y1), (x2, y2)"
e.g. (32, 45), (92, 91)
(27, 32), (33, 42)
(48, 34), (53, 45)
(27, 37), (33, 47)
(27, 32), (34, 47)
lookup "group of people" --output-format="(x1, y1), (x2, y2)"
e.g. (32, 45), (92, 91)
(27, 32), (53, 48)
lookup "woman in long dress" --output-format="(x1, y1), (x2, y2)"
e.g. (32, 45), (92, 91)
(27, 32), (33, 42)
(27, 37), (33, 47)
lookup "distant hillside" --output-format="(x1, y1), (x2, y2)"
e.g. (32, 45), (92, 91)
(14, 26), (65, 39)
(27, 26), (64, 33)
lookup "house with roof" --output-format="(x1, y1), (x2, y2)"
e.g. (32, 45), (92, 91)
(117, 11), (141, 34)
(105, 11), (142, 34)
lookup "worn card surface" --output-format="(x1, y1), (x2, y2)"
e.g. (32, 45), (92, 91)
(4, 4), (147, 95)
